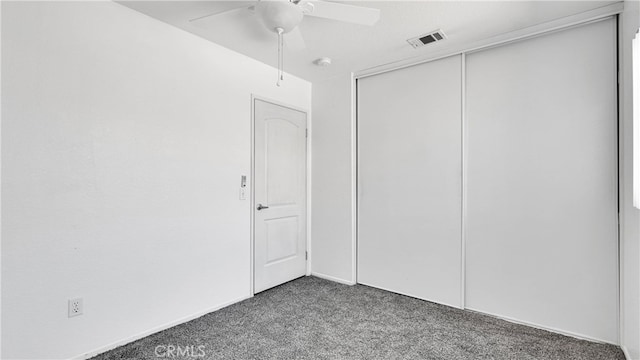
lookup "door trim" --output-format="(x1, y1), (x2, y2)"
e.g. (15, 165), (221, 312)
(250, 95), (311, 296)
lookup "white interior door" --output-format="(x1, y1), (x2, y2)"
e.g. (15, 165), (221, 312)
(254, 98), (307, 293)
(357, 55), (463, 308)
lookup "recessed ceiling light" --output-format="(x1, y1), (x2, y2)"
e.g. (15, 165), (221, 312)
(314, 57), (332, 67)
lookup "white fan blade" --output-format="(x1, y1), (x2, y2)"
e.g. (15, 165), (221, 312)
(189, 4), (255, 25)
(285, 27), (306, 51)
(300, 1), (380, 26)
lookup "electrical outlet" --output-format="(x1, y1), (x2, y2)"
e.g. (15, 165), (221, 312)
(68, 298), (83, 317)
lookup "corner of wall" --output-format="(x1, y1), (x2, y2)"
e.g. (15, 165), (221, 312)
(310, 74), (356, 284)
(620, 0), (640, 358)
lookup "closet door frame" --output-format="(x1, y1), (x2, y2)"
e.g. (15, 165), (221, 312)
(353, 3), (623, 343)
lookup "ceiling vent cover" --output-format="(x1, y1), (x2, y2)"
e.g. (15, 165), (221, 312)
(407, 29), (447, 49)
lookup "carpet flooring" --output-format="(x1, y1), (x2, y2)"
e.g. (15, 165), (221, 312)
(91, 276), (624, 360)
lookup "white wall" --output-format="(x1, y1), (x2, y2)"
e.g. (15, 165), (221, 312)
(310, 74), (354, 284)
(0, 1), (3, 357)
(620, 1), (640, 358)
(1, 2), (311, 359)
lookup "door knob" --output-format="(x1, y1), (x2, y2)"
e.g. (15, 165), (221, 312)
(257, 204), (269, 210)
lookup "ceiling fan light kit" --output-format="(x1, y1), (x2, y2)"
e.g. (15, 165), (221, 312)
(257, 0), (305, 86)
(257, 1), (304, 34)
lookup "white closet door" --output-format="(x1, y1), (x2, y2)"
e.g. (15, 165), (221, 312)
(358, 55), (462, 308)
(465, 18), (618, 342)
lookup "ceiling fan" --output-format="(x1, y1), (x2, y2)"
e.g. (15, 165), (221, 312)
(190, 0), (380, 50)
(189, 0), (381, 86)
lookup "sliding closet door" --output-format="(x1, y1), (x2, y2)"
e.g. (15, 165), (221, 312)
(358, 55), (462, 308)
(465, 18), (618, 342)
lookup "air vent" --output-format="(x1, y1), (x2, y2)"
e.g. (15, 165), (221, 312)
(407, 29), (447, 49)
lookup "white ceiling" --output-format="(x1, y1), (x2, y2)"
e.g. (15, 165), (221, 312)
(119, 1), (616, 82)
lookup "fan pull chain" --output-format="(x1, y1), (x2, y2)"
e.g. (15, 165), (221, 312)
(276, 27), (284, 87)
(280, 31), (284, 83)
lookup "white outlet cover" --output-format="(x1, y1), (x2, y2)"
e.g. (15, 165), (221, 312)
(68, 298), (83, 317)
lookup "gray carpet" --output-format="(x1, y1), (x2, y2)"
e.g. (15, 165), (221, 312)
(91, 276), (624, 360)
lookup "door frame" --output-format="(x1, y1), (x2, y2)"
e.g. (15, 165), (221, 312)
(250, 94), (311, 296)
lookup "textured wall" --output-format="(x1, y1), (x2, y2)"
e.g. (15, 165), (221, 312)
(1, 2), (311, 358)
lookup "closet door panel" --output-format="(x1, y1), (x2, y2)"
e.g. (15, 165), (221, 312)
(358, 55), (462, 307)
(465, 18), (618, 342)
